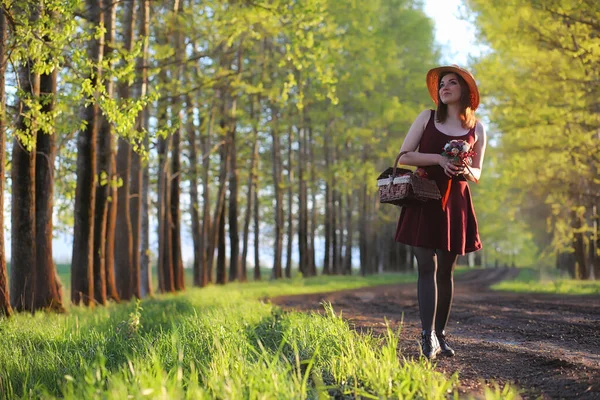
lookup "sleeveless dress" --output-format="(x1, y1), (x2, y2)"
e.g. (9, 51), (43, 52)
(394, 110), (482, 255)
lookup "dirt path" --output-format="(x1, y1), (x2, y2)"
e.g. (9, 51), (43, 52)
(272, 268), (600, 399)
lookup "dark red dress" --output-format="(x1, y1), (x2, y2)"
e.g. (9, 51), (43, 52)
(395, 110), (482, 255)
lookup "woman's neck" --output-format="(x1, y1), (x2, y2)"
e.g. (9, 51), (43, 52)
(446, 103), (462, 123)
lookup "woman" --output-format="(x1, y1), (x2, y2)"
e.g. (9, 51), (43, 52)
(394, 65), (486, 360)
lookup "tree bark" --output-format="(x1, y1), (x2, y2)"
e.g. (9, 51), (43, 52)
(157, 97), (174, 292)
(0, 10), (11, 317)
(170, 119), (185, 291)
(11, 69), (37, 311)
(34, 58), (64, 311)
(114, 0), (137, 300)
(308, 125), (317, 276)
(241, 99), (259, 282)
(323, 137), (332, 275)
(71, 0), (103, 306)
(297, 125), (309, 276)
(228, 102), (240, 282)
(216, 195), (227, 285)
(137, 0), (151, 297)
(343, 191), (353, 275)
(285, 125), (294, 279)
(359, 182), (368, 276)
(187, 96), (203, 287)
(253, 183), (261, 280)
(200, 104), (215, 286)
(271, 111), (284, 279)
(93, 1), (117, 306)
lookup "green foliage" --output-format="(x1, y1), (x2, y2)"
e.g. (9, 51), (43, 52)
(466, 0), (600, 267)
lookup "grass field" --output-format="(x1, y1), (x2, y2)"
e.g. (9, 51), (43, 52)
(1, 272), (471, 400)
(491, 268), (600, 295)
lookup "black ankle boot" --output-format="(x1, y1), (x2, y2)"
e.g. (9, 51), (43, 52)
(421, 330), (441, 360)
(436, 330), (455, 357)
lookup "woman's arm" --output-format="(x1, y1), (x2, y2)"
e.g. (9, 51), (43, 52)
(463, 121), (487, 182)
(395, 110), (461, 177)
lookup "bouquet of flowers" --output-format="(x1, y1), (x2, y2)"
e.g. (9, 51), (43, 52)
(442, 139), (476, 166)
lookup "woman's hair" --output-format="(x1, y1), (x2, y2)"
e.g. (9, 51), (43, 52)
(435, 72), (477, 129)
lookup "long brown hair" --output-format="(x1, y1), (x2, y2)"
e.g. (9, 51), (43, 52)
(435, 72), (477, 129)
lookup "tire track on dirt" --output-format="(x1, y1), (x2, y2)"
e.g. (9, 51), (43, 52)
(272, 268), (600, 399)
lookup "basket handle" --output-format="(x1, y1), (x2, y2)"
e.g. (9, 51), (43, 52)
(392, 151), (410, 179)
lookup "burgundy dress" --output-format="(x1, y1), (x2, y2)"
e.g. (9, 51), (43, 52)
(395, 110), (482, 255)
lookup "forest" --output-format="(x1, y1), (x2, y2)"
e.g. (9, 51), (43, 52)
(0, 0), (598, 318)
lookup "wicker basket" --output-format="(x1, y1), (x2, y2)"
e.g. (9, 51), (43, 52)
(377, 167), (441, 207)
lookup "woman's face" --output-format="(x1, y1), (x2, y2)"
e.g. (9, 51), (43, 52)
(438, 73), (462, 105)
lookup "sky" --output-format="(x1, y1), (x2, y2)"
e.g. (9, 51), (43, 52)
(422, 0), (484, 66)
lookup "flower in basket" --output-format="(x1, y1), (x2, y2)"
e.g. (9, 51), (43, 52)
(442, 139), (476, 166)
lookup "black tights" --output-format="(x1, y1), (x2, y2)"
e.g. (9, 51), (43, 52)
(413, 247), (458, 333)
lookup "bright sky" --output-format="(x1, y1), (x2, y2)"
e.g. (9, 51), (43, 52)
(422, 0), (484, 66)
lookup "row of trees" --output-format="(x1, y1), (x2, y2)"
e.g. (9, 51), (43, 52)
(467, 0), (600, 279)
(0, 0), (441, 317)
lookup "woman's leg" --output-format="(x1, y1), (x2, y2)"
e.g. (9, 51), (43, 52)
(413, 247), (437, 332)
(435, 250), (458, 333)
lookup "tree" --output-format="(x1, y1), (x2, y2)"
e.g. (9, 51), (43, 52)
(0, 9), (12, 317)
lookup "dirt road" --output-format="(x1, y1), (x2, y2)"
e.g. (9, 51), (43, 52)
(272, 268), (600, 399)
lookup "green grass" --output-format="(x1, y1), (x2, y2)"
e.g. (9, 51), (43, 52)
(0, 272), (519, 399)
(491, 268), (600, 295)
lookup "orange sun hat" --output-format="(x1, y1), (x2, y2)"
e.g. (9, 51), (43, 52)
(426, 65), (480, 111)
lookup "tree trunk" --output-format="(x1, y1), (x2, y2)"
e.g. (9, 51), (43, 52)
(308, 125), (317, 276)
(138, 0), (151, 297)
(157, 99), (174, 292)
(359, 182), (368, 276)
(331, 187), (339, 275)
(343, 191), (353, 275)
(114, 0), (137, 300)
(323, 138), (332, 275)
(241, 99), (259, 282)
(207, 113), (229, 282)
(200, 104), (214, 286)
(216, 199), (227, 285)
(572, 206), (589, 279)
(11, 60), (39, 312)
(170, 120), (185, 291)
(34, 59), (64, 311)
(71, 0), (103, 306)
(285, 125), (294, 278)
(0, 10), (11, 317)
(228, 104), (240, 282)
(253, 184), (261, 280)
(187, 97), (203, 287)
(297, 125), (309, 276)
(93, 1), (117, 306)
(271, 111), (284, 279)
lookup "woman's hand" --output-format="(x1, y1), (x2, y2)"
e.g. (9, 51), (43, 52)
(438, 155), (465, 177)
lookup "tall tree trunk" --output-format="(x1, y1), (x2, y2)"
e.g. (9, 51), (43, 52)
(241, 99), (259, 282)
(207, 113), (229, 282)
(200, 104), (215, 286)
(216, 196), (227, 285)
(228, 101), (240, 282)
(170, 120), (185, 291)
(308, 125), (317, 276)
(114, 0), (137, 300)
(34, 57), (64, 311)
(343, 191), (353, 275)
(169, 0), (185, 292)
(138, 0), (151, 297)
(12, 57), (39, 311)
(0, 10), (12, 317)
(271, 111), (284, 279)
(297, 125), (308, 276)
(93, 1), (117, 306)
(331, 187), (339, 275)
(323, 138), (332, 275)
(593, 204), (600, 280)
(157, 97), (174, 292)
(285, 125), (294, 278)
(572, 205), (589, 279)
(253, 184), (261, 280)
(71, 0), (103, 306)
(359, 182), (368, 276)
(187, 97), (203, 287)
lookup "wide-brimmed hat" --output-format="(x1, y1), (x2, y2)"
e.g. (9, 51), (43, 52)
(426, 65), (480, 110)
